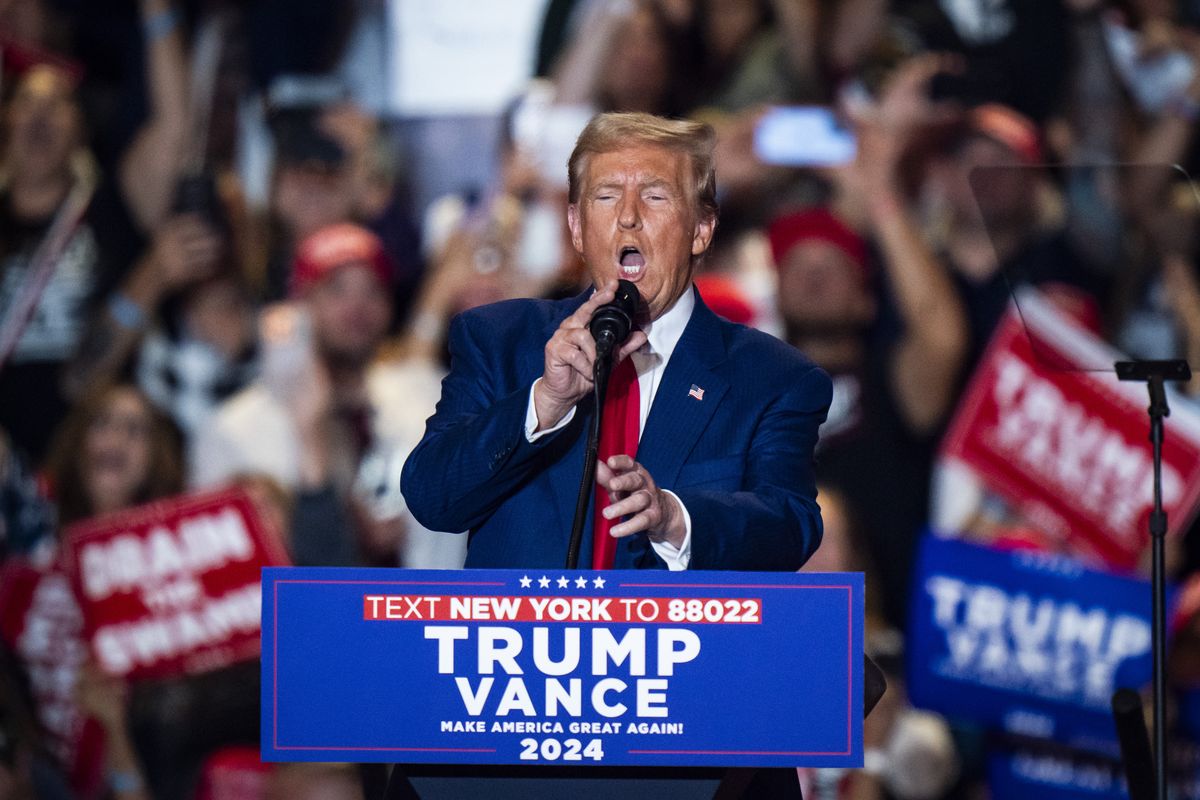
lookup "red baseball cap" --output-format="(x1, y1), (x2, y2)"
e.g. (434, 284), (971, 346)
(290, 223), (394, 296)
(767, 207), (869, 280)
(695, 274), (756, 326)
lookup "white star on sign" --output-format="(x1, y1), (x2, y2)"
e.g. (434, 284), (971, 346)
(519, 575), (532, 588)
(575, 576), (588, 588)
(592, 576), (606, 588)
(557, 576), (570, 588)
(538, 575), (551, 588)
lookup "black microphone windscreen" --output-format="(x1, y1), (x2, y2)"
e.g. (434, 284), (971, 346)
(590, 281), (642, 355)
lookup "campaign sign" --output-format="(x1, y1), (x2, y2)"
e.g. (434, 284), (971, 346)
(940, 290), (1200, 569)
(988, 746), (1129, 799)
(63, 487), (290, 681)
(988, 743), (1200, 799)
(908, 536), (1159, 754)
(262, 568), (864, 767)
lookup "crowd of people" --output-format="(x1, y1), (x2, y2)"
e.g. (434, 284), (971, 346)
(3, 0), (1200, 797)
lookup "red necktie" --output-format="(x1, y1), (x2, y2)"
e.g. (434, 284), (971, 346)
(592, 355), (641, 569)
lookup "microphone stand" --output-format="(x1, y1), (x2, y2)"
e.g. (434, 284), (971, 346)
(565, 350), (614, 569)
(565, 280), (640, 569)
(1114, 359), (1191, 800)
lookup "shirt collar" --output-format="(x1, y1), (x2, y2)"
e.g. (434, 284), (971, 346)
(641, 284), (695, 360)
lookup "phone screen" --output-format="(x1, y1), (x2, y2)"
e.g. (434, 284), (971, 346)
(753, 106), (857, 167)
(258, 302), (314, 399)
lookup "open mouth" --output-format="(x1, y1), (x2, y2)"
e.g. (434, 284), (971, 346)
(619, 246), (646, 278)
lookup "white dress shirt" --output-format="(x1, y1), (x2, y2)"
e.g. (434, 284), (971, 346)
(524, 287), (696, 569)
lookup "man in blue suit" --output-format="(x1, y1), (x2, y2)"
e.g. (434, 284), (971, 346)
(401, 112), (832, 572)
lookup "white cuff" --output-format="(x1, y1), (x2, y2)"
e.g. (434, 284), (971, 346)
(525, 379), (576, 442)
(650, 490), (691, 570)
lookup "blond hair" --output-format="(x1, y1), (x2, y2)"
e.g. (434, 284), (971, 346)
(567, 112), (718, 220)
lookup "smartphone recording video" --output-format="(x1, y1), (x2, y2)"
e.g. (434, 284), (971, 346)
(258, 302), (314, 400)
(753, 106), (857, 167)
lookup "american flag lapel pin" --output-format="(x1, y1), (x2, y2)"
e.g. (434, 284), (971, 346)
(688, 384), (705, 401)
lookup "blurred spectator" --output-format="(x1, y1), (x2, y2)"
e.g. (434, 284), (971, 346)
(60, 209), (258, 438)
(681, 0), (820, 112)
(919, 101), (1108, 368)
(260, 95), (422, 313)
(265, 763), (364, 800)
(693, 272), (757, 326)
(551, 0), (686, 116)
(889, 0), (1072, 122)
(0, 638), (40, 800)
(45, 3), (263, 440)
(410, 89), (590, 358)
(265, 102), (359, 295)
(135, 264), (258, 438)
(0, 0), (55, 48)
(1110, 18), (1200, 371)
(0, 3), (205, 465)
(46, 384), (181, 527)
(115, 0), (192, 235)
(75, 661), (151, 800)
(771, 54), (968, 629)
(191, 223), (463, 569)
(0, 383), (179, 798)
(0, 429), (56, 561)
(801, 488), (958, 800)
(0, 64), (103, 465)
(1154, 248), (1200, 397)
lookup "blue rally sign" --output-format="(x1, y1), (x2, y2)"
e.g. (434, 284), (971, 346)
(988, 746), (1131, 799)
(908, 535), (1160, 754)
(261, 568), (864, 767)
(987, 743), (1200, 799)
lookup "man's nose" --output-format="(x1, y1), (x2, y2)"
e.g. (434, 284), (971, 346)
(618, 198), (641, 229)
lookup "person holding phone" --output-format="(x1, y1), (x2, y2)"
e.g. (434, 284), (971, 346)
(190, 223), (463, 569)
(771, 53), (970, 630)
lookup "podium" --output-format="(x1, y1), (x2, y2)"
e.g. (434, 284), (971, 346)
(262, 567), (867, 798)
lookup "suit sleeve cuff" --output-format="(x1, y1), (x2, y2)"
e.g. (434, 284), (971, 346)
(651, 490), (691, 570)
(524, 378), (576, 442)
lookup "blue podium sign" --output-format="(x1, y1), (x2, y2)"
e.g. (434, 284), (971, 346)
(261, 567), (864, 767)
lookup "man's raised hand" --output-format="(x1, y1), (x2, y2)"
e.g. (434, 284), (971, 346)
(533, 281), (648, 431)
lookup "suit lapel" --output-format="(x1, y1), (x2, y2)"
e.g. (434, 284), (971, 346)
(614, 292), (729, 569)
(635, 291), (730, 493)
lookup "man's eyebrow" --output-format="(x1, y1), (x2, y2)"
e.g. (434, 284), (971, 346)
(589, 178), (676, 193)
(639, 179), (676, 192)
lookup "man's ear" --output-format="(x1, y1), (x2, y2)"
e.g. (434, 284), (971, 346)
(567, 204), (584, 254)
(691, 213), (716, 257)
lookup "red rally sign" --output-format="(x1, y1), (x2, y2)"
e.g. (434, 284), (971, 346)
(62, 487), (290, 681)
(940, 292), (1200, 570)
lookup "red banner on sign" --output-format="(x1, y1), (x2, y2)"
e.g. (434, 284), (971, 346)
(360, 594), (764, 624)
(62, 487), (290, 681)
(940, 292), (1200, 570)
(0, 556), (105, 795)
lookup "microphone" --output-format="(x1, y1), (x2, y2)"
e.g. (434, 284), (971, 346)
(589, 280), (641, 359)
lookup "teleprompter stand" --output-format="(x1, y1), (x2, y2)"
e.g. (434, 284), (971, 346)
(1113, 359), (1192, 800)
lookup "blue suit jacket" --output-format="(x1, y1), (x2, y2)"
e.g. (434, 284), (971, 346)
(401, 288), (832, 571)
